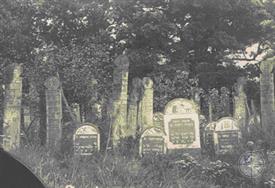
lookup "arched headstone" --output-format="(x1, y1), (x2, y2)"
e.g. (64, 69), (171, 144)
(73, 123), (100, 156)
(214, 117), (241, 154)
(139, 127), (167, 156)
(164, 98), (201, 151)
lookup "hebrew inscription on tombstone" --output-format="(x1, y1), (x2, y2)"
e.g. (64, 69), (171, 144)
(214, 117), (241, 154)
(153, 112), (164, 129)
(139, 127), (167, 156)
(73, 123), (100, 156)
(44, 76), (62, 149)
(3, 64), (23, 151)
(164, 98), (201, 151)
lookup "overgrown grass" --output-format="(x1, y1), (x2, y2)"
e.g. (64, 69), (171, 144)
(11, 144), (257, 188)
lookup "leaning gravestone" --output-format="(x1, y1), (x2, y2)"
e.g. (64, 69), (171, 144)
(214, 117), (241, 155)
(44, 76), (62, 149)
(153, 112), (164, 129)
(73, 123), (100, 156)
(164, 98), (201, 153)
(3, 64), (23, 151)
(139, 127), (167, 156)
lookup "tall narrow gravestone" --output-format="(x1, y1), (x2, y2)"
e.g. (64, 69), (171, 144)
(260, 55), (275, 137)
(73, 123), (100, 156)
(233, 77), (247, 129)
(111, 55), (129, 146)
(127, 77), (142, 138)
(139, 127), (167, 156)
(139, 77), (153, 132)
(153, 112), (164, 129)
(44, 76), (62, 149)
(164, 98), (201, 153)
(203, 122), (216, 155)
(213, 117), (241, 155)
(3, 64), (23, 151)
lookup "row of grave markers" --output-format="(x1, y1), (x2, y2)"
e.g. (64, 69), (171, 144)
(73, 99), (241, 157)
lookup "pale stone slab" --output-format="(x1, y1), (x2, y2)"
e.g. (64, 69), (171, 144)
(3, 64), (23, 151)
(73, 123), (100, 155)
(214, 117), (241, 154)
(139, 127), (167, 156)
(111, 55), (129, 146)
(164, 98), (201, 150)
(44, 76), (62, 149)
(140, 77), (153, 132)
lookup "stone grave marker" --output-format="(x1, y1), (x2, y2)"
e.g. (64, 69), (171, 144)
(153, 112), (164, 129)
(139, 77), (154, 132)
(203, 122), (216, 154)
(3, 64), (23, 151)
(164, 98), (201, 152)
(111, 55), (129, 146)
(73, 123), (100, 156)
(214, 117), (241, 154)
(44, 76), (62, 148)
(139, 127), (167, 156)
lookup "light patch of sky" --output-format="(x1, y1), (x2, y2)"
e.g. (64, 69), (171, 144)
(234, 43), (266, 67)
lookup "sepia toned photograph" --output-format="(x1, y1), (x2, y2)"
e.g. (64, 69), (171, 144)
(0, 0), (275, 187)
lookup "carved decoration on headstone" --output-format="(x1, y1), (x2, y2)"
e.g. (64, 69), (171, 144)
(44, 76), (62, 149)
(214, 117), (241, 155)
(164, 98), (201, 151)
(139, 127), (167, 156)
(3, 64), (23, 151)
(73, 123), (100, 155)
(111, 55), (129, 146)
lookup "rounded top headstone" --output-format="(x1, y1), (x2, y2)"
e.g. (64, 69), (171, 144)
(164, 98), (199, 115)
(215, 117), (238, 132)
(44, 76), (60, 90)
(75, 123), (99, 135)
(141, 127), (166, 137)
(142, 77), (153, 89)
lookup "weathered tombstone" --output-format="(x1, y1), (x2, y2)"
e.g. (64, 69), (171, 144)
(139, 77), (154, 132)
(203, 122), (216, 154)
(44, 76), (62, 149)
(3, 64), (23, 151)
(233, 77), (247, 129)
(214, 117), (241, 154)
(139, 127), (167, 156)
(111, 55), (129, 146)
(71, 103), (81, 123)
(73, 123), (100, 156)
(260, 54), (275, 137)
(127, 77), (142, 138)
(153, 112), (164, 129)
(164, 98), (201, 153)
